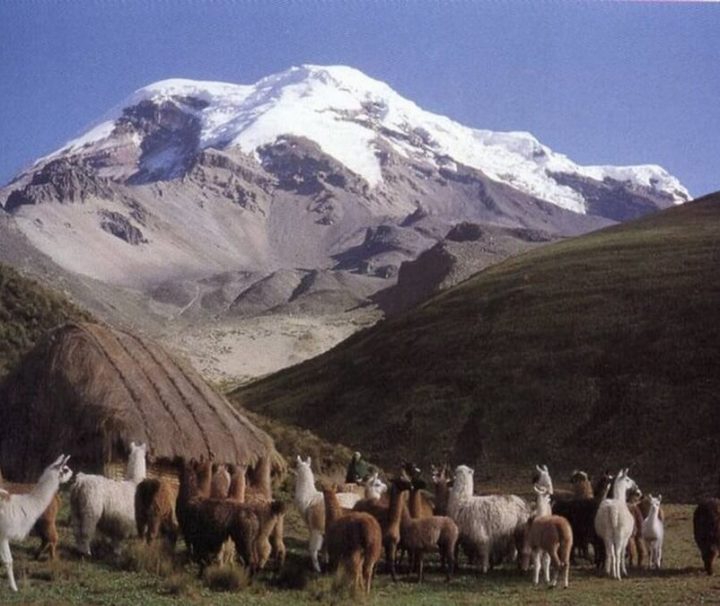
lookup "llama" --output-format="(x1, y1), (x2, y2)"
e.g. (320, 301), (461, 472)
(396, 481), (459, 582)
(694, 497), (720, 575)
(641, 494), (664, 569)
(594, 468), (638, 580)
(364, 473), (388, 501)
(532, 465), (574, 501)
(71, 441), (147, 556)
(0, 470), (64, 561)
(293, 455), (362, 572)
(626, 486), (647, 569)
(323, 485), (382, 594)
(521, 486), (573, 588)
(134, 478), (179, 547)
(447, 465), (530, 573)
(0, 455), (72, 592)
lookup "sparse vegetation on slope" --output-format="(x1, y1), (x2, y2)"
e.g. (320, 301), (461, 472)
(232, 195), (720, 500)
(0, 263), (90, 378)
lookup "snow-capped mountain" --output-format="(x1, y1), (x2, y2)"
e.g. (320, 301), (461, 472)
(0, 64), (690, 326)
(37, 64), (689, 213)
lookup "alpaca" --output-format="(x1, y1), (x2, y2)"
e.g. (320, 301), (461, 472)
(447, 465), (530, 573)
(0, 471), (63, 561)
(694, 498), (720, 575)
(323, 485), (382, 594)
(641, 494), (664, 569)
(521, 486), (573, 588)
(0, 455), (72, 591)
(594, 468), (638, 580)
(71, 441), (147, 556)
(396, 481), (459, 582)
(210, 464), (231, 499)
(134, 478), (179, 547)
(293, 455), (362, 572)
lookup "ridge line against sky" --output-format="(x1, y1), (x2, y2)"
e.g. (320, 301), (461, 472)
(0, 1), (718, 196)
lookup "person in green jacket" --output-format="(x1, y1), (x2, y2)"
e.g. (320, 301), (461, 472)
(346, 451), (371, 484)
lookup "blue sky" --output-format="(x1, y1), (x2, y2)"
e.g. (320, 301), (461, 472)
(1, 1), (718, 196)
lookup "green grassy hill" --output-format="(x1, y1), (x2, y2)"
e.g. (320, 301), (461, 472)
(0, 263), (90, 378)
(232, 194), (720, 499)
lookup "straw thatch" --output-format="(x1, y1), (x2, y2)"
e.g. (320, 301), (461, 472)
(0, 322), (278, 483)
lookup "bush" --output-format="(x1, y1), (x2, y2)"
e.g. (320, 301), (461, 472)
(202, 563), (250, 592)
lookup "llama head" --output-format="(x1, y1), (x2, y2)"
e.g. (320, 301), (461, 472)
(43, 454), (73, 486)
(431, 463), (451, 486)
(401, 461), (423, 482)
(648, 494), (662, 510)
(452, 465), (474, 498)
(570, 470), (589, 484)
(613, 468), (638, 500)
(294, 455), (314, 484)
(365, 473), (387, 498)
(533, 464), (553, 495)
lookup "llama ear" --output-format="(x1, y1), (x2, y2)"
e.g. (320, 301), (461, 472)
(296, 455), (302, 464)
(536, 465), (543, 473)
(50, 454), (65, 468)
(62, 455), (71, 466)
(533, 485), (543, 494)
(307, 456), (312, 466)
(657, 494), (662, 502)
(542, 465), (549, 473)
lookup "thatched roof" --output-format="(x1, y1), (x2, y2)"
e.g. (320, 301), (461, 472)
(0, 322), (276, 481)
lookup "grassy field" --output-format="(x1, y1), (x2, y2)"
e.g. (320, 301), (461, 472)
(2, 502), (718, 605)
(232, 195), (720, 500)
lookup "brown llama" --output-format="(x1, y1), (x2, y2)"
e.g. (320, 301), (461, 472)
(323, 485), (382, 594)
(353, 476), (408, 581)
(134, 478), (179, 547)
(396, 480), (458, 582)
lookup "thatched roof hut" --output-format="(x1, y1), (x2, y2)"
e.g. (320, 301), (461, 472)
(0, 322), (279, 491)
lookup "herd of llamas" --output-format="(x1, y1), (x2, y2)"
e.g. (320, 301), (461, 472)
(0, 446), (720, 597)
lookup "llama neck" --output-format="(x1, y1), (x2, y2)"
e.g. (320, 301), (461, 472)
(647, 505), (660, 524)
(126, 452), (146, 483)
(196, 462), (212, 497)
(409, 487), (422, 517)
(387, 487), (407, 535)
(323, 490), (343, 527)
(613, 478), (628, 502)
(229, 468), (247, 502)
(434, 481), (449, 515)
(25, 469), (60, 519)
(535, 496), (552, 517)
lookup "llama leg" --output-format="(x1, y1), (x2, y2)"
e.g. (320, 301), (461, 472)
(603, 540), (613, 576)
(0, 539), (17, 592)
(549, 546), (562, 588)
(417, 553), (425, 583)
(620, 538), (629, 577)
(532, 551), (541, 585)
(480, 543), (490, 574)
(309, 530), (323, 572)
(657, 544), (663, 569)
(387, 542), (398, 581)
(74, 507), (100, 557)
(542, 552), (551, 584)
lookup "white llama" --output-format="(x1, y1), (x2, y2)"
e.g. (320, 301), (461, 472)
(641, 494), (664, 569)
(594, 468), (638, 580)
(0, 455), (72, 591)
(293, 455), (362, 572)
(71, 441), (147, 555)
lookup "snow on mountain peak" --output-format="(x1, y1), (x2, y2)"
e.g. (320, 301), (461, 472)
(44, 64), (690, 212)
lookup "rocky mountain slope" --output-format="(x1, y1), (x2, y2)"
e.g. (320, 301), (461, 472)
(232, 193), (720, 499)
(0, 65), (691, 380)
